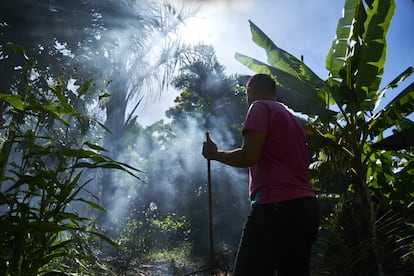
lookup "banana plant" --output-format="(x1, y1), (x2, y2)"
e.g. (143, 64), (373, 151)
(235, 0), (414, 274)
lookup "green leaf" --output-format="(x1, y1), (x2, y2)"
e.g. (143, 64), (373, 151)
(394, 159), (414, 197)
(87, 230), (124, 250)
(9, 42), (36, 67)
(249, 20), (301, 79)
(59, 212), (91, 223)
(326, 0), (359, 84)
(74, 162), (143, 181)
(78, 80), (93, 97)
(368, 82), (414, 136)
(243, 20), (335, 109)
(235, 53), (336, 118)
(49, 240), (75, 252)
(0, 94), (25, 110)
(372, 125), (414, 150)
(90, 117), (112, 134)
(249, 20), (326, 91)
(99, 92), (111, 100)
(83, 141), (107, 152)
(27, 221), (63, 232)
(25, 102), (69, 126)
(50, 85), (78, 115)
(355, 0), (395, 106)
(76, 198), (106, 212)
(373, 67), (414, 111)
(61, 148), (106, 161)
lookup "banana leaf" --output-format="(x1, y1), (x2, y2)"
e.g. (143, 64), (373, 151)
(368, 81), (414, 136)
(373, 67), (414, 112)
(247, 20), (327, 95)
(325, 0), (359, 85)
(235, 53), (336, 118)
(355, 0), (395, 108)
(325, 0), (395, 110)
(372, 125), (414, 150)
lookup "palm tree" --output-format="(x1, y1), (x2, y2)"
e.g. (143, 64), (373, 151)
(96, 1), (198, 215)
(0, 0), (199, 223)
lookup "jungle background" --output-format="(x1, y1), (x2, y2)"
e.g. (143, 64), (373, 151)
(0, 0), (413, 275)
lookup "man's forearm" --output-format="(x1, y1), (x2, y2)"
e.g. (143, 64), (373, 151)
(203, 131), (263, 167)
(213, 148), (253, 168)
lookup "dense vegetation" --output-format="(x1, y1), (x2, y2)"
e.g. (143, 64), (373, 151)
(1, 0), (413, 275)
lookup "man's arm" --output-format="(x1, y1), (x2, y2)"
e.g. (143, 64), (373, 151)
(203, 130), (265, 168)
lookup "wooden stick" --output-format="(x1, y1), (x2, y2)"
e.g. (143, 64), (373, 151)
(206, 131), (215, 275)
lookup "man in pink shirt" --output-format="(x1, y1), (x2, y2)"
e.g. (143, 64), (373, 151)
(202, 74), (319, 275)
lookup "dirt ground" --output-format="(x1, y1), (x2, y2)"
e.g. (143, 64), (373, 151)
(103, 257), (231, 275)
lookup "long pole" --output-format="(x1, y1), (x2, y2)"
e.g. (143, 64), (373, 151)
(206, 132), (215, 276)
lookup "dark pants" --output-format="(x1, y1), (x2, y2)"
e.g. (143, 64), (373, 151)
(232, 197), (319, 276)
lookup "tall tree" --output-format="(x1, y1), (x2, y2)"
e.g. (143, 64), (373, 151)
(96, 1), (196, 215)
(167, 45), (246, 136)
(0, 0), (197, 214)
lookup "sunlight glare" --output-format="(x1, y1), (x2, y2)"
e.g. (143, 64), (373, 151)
(179, 16), (212, 45)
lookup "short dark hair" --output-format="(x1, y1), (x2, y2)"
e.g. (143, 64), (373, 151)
(247, 74), (276, 97)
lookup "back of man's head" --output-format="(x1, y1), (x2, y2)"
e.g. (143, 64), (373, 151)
(247, 74), (276, 99)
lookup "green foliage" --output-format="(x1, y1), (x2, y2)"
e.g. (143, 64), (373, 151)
(236, 0), (414, 274)
(0, 45), (140, 275)
(314, 199), (414, 275)
(117, 206), (191, 259)
(235, 21), (335, 118)
(168, 45), (247, 134)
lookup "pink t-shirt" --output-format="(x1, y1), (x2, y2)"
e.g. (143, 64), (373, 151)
(242, 100), (314, 204)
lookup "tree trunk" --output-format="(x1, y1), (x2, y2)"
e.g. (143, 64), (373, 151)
(99, 79), (128, 220)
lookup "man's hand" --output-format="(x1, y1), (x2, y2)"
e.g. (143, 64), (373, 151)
(202, 135), (218, 160)
(202, 131), (265, 167)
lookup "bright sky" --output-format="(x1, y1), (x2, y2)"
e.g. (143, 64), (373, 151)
(136, 0), (414, 126)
